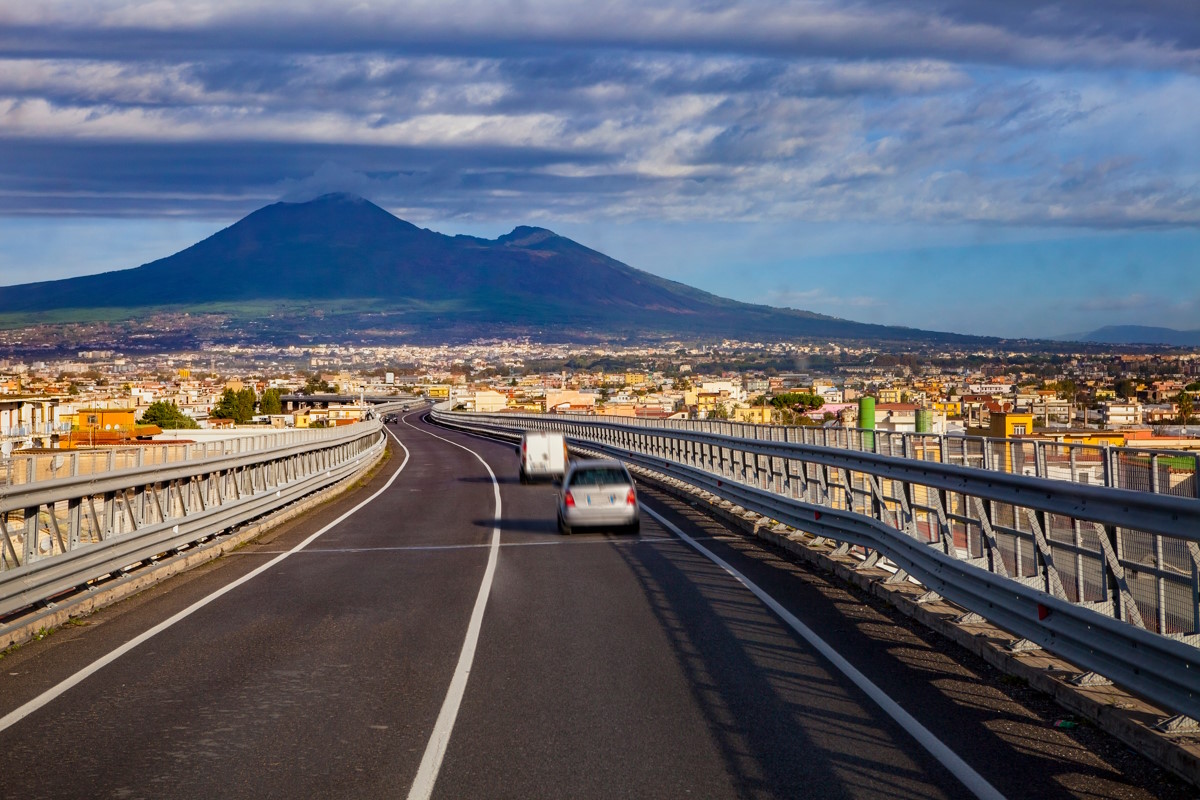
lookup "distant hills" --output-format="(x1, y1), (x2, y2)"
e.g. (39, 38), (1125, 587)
(1060, 326), (1200, 347)
(0, 193), (986, 345)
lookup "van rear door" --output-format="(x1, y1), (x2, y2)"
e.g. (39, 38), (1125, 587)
(520, 432), (567, 481)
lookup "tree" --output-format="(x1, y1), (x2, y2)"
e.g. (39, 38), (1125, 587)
(1055, 379), (1077, 401)
(1178, 391), (1195, 425)
(1115, 379), (1137, 400)
(211, 388), (257, 424)
(301, 374), (333, 395)
(237, 388), (256, 421)
(770, 392), (824, 411)
(139, 400), (199, 429)
(260, 388), (283, 416)
(210, 389), (238, 422)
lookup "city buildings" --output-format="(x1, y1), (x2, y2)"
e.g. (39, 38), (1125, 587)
(0, 337), (1197, 457)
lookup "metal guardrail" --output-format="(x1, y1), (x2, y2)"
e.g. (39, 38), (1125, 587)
(0, 427), (364, 487)
(432, 406), (1200, 721)
(0, 421), (386, 619)
(505, 413), (1200, 498)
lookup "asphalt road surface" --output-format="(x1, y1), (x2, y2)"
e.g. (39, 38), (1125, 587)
(0, 409), (1189, 799)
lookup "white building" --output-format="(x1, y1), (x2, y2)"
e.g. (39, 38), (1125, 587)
(701, 380), (745, 403)
(968, 383), (1014, 396)
(467, 390), (508, 413)
(1100, 402), (1143, 428)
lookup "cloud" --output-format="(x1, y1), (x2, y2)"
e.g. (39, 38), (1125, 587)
(276, 162), (383, 202)
(0, 1), (1197, 230)
(3, 1), (1199, 71)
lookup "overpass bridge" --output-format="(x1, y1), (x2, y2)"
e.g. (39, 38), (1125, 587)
(0, 403), (1197, 798)
(279, 392), (421, 411)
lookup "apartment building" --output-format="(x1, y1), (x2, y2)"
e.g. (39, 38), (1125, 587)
(1100, 402), (1143, 427)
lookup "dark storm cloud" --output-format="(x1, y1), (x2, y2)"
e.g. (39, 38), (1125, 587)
(0, 138), (642, 219)
(0, 1), (1197, 226)
(873, 0), (1200, 50)
(2, 1), (1198, 70)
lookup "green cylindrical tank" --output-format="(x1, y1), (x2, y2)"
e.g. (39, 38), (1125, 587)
(858, 396), (875, 449)
(916, 408), (932, 433)
(858, 396), (876, 429)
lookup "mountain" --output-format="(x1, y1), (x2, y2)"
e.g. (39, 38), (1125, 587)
(1062, 326), (1200, 347)
(0, 193), (982, 344)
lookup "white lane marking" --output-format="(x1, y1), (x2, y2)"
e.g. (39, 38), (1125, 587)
(241, 535), (682, 555)
(642, 505), (1007, 800)
(0, 429), (412, 736)
(402, 413), (502, 800)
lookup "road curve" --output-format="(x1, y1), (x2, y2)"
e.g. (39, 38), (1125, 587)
(0, 409), (1188, 799)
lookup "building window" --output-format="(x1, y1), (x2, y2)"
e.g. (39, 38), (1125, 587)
(1013, 424), (1027, 435)
(87, 414), (98, 425)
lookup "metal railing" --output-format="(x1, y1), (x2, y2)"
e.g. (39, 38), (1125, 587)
(433, 406), (1200, 721)
(503, 414), (1200, 497)
(0, 427), (362, 487)
(0, 421), (386, 619)
(2, 422), (72, 438)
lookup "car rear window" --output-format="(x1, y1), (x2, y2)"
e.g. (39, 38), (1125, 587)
(568, 468), (628, 486)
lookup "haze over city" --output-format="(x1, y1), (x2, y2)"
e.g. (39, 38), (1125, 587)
(2, 1), (1199, 337)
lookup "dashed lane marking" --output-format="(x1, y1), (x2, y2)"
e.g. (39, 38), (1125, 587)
(401, 412), (502, 800)
(232, 534), (716, 555)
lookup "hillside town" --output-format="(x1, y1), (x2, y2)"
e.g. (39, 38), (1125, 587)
(3, 339), (1200, 456)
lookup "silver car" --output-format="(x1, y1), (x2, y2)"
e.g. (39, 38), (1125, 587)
(557, 459), (640, 535)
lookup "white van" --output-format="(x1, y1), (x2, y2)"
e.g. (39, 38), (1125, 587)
(520, 431), (568, 483)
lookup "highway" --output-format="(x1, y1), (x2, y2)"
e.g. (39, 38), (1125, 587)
(0, 408), (1189, 799)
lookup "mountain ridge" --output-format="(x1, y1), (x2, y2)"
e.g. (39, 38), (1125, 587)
(1059, 325), (1200, 347)
(0, 193), (983, 344)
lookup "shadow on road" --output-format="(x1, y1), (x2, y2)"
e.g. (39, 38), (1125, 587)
(457, 475), (526, 486)
(620, 489), (1185, 800)
(472, 517), (560, 535)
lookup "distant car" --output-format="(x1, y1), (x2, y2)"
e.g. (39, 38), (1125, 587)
(557, 459), (640, 535)
(520, 431), (568, 483)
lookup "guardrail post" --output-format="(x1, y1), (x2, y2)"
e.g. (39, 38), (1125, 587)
(1155, 533), (1168, 633)
(1191, 556), (1200, 637)
(22, 506), (37, 563)
(103, 491), (117, 541)
(1097, 523), (1133, 625)
(68, 497), (82, 549)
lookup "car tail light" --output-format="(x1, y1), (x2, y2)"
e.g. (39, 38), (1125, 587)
(626, 489), (637, 505)
(564, 491), (575, 507)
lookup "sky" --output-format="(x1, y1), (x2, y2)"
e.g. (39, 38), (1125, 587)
(1, 1), (1199, 339)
